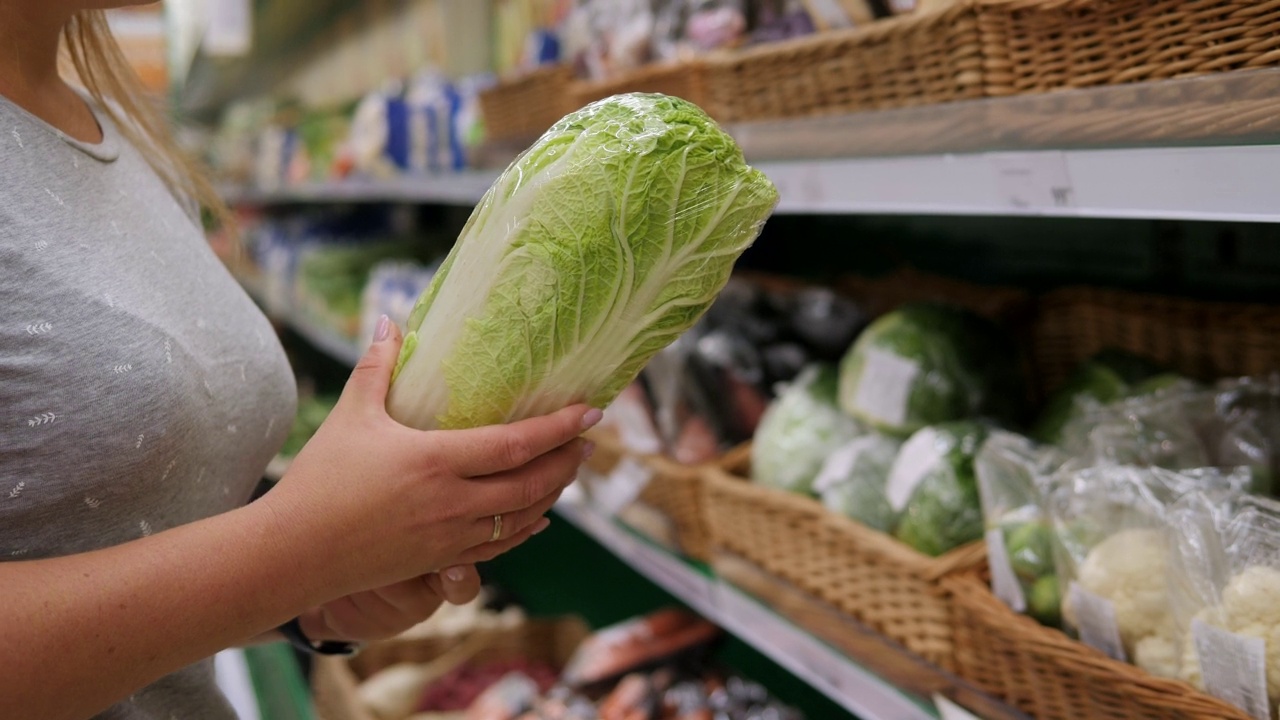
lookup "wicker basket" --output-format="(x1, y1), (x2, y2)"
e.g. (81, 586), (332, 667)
(581, 429), (712, 562)
(945, 573), (1252, 720)
(1031, 285), (1280, 396)
(313, 617), (590, 720)
(479, 65), (574, 143)
(839, 267), (1036, 328)
(704, 4), (985, 122)
(977, 0), (1280, 98)
(701, 451), (986, 670)
(569, 61), (710, 114)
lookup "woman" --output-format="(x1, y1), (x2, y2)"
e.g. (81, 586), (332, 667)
(0, 4), (596, 719)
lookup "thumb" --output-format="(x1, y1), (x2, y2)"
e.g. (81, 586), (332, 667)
(341, 314), (403, 408)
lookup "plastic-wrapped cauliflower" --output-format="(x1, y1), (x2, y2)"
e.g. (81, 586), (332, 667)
(813, 433), (903, 533)
(1062, 528), (1181, 677)
(751, 364), (861, 494)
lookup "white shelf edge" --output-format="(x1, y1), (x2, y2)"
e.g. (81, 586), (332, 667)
(553, 500), (938, 720)
(223, 144), (1280, 223)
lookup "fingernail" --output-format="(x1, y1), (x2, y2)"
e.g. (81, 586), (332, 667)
(444, 567), (465, 583)
(532, 517), (551, 535)
(582, 441), (596, 460)
(373, 315), (390, 342)
(581, 408), (604, 429)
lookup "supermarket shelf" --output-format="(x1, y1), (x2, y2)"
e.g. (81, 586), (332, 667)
(223, 143), (1280, 222)
(553, 499), (940, 720)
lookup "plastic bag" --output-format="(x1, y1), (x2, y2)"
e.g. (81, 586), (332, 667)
(1210, 375), (1280, 496)
(888, 420), (989, 556)
(750, 364), (862, 494)
(813, 433), (903, 533)
(1169, 493), (1280, 720)
(975, 431), (1065, 625)
(1049, 465), (1252, 677)
(1058, 383), (1211, 472)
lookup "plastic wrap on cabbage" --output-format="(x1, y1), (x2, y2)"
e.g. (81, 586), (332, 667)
(837, 304), (1023, 437)
(813, 433), (903, 532)
(1032, 349), (1167, 445)
(1170, 493), (1280, 718)
(887, 420), (989, 556)
(751, 364), (861, 494)
(1058, 382), (1211, 472)
(386, 94), (779, 430)
(1049, 465), (1252, 677)
(976, 431), (1066, 625)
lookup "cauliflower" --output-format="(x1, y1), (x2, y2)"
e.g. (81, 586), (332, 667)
(1180, 565), (1280, 714)
(1063, 528), (1181, 676)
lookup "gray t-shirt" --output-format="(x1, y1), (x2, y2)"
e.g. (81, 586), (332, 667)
(0, 93), (297, 718)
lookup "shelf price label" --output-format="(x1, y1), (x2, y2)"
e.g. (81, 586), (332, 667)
(991, 153), (1075, 210)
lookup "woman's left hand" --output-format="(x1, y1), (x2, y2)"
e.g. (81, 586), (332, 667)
(297, 565), (481, 643)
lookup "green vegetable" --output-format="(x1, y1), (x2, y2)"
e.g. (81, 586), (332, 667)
(892, 420), (989, 556)
(385, 94), (779, 430)
(1007, 520), (1055, 581)
(1028, 574), (1062, 627)
(837, 304), (1021, 437)
(815, 433), (903, 532)
(1031, 349), (1167, 444)
(752, 365), (862, 495)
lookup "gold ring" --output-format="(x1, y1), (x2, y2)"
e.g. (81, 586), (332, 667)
(490, 514), (503, 542)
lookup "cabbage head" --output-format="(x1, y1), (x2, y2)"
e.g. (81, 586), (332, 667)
(837, 304), (1021, 437)
(752, 364), (862, 495)
(386, 94), (779, 430)
(891, 420), (990, 556)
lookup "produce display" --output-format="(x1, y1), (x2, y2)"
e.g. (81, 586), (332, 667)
(889, 420), (989, 557)
(750, 365), (861, 495)
(335, 606), (803, 720)
(385, 93), (778, 431)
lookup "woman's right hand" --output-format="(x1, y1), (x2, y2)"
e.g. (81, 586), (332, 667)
(263, 317), (599, 601)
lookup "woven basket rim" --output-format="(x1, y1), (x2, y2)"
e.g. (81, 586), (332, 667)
(945, 573), (1254, 718)
(702, 462), (986, 578)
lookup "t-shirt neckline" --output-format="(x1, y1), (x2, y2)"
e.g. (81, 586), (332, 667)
(0, 88), (122, 163)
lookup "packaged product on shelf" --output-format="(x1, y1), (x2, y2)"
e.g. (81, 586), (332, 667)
(837, 303), (1024, 437)
(750, 364), (862, 494)
(1057, 378), (1210, 472)
(1168, 493), (1280, 720)
(975, 431), (1065, 625)
(561, 608), (721, 688)
(1048, 464), (1252, 678)
(813, 432), (903, 533)
(1209, 375), (1280, 495)
(383, 94), (777, 432)
(747, 0), (817, 43)
(405, 70), (460, 174)
(642, 276), (867, 462)
(888, 420), (989, 557)
(359, 261), (442, 349)
(348, 83), (412, 179)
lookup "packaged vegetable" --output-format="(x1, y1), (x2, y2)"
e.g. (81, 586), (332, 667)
(385, 94), (778, 431)
(1032, 349), (1166, 444)
(813, 433), (903, 533)
(1058, 382), (1211, 472)
(975, 431), (1065, 625)
(889, 420), (989, 556)
(1049, 465), (1252, 677)
(837, 304), (1022, 437)
(751, 364), (862, 494)
(1170, 493), (1280, 720)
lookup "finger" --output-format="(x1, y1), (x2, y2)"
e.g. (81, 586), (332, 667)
(455, 517), (551, 566)
(297, 607), (335, 642)
(374, 577), (443, 619)
(435, 404), (602, 478)
(327, 593), (401, 640)
(463, 439), (586, 520)
(435, 565), (482, 605)
(469, 483), (564, 547)
(338, 315), (403, 411)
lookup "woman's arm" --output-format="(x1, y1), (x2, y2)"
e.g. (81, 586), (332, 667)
(0, 321), (594, 720)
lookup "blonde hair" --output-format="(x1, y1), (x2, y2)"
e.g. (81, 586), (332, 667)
(62, 10), (231, 230)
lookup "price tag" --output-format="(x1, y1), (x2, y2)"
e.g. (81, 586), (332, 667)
(813, 437), (869, 493)
(935, 695), (984, 720)
(991, 153), (1075, 210)
(886, 428), (942, 512)
(985, 529), (1027, 613)
(851, 348), (919, 433)
(1193, 619), (1270, 720)
(1067, 582), (1127, 662)
(588, 458), (654, 517)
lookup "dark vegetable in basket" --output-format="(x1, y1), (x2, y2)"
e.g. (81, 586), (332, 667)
(891, 420), (989, 556)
